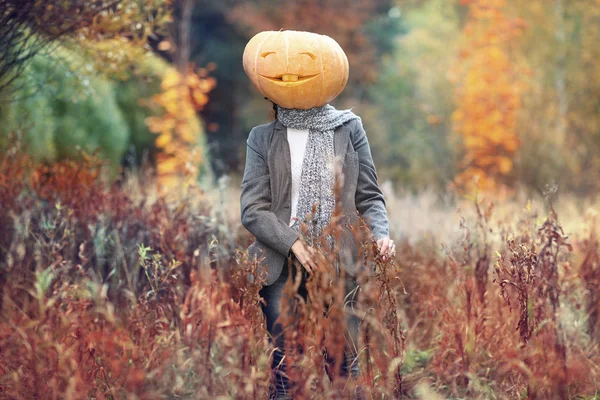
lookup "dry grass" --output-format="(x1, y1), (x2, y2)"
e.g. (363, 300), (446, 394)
(1, 144), (600, 399)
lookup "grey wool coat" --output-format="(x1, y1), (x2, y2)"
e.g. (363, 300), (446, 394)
(240, 117), (389, 286)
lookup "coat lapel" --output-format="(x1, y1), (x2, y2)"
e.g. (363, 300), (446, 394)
(333, 124), (346, 158)
(274, 120), (290, 181)
(271, 120), (291, 212)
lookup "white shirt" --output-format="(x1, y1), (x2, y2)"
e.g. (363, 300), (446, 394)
(286, 127), (310, 226)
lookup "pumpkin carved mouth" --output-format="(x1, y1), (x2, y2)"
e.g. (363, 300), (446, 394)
(259, 73), (320, 85)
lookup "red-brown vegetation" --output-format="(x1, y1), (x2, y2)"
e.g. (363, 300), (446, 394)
(1, 142), (599, 399)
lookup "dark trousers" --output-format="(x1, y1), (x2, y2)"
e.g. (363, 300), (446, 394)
(259, 255), (362, 399)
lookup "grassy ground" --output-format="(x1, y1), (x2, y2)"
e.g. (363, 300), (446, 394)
(1, 149), (600, 399)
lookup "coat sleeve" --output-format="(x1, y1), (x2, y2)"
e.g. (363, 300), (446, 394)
(351, 119), (390, 241)
(240, 127), (299, 257)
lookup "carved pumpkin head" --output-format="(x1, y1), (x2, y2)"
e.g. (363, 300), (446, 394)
(243, 30), (349, 109)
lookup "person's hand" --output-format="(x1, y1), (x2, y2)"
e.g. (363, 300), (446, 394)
(291, 239), (319, 275)
(376, 237), (396, 262)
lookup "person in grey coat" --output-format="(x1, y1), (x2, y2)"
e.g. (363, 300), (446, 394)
(240, 30), (395, 399)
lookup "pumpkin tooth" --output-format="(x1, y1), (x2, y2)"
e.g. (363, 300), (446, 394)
(282, 74), (298, 82)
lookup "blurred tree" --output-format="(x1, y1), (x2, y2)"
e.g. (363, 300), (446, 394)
(147, 0), (247, 176)
(0, 0), (217, 186)
(115, 57), (169, 170)
(566, 3), (600, 194)
(0, 49), (129, 173)
(141, 0), (216, 193)
(114, 53), (209, 177)
(512, 1), (600, 195)
(0, 0), (170, 97)
(365, 0), (459, 192)
(145, 65), (215, 192)
(0, 0), (117, 96)
(450, 0), (528, 195)
(0, 49), (185, 179)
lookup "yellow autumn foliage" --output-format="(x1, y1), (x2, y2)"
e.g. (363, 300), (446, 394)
(451, 0), (528, 195)
(145, 66), (216, 194)
(69, 0), (172, 79)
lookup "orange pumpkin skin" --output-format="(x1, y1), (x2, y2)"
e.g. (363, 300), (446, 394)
(243, 30), (349, 109)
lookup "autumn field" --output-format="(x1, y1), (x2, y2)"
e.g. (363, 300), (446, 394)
(3, 1), (600, 399)
(1, 146), (599, 400)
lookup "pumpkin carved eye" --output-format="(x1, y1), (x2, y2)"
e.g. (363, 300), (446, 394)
(260, 51), (276, 58)
(300, 52), (316, 60)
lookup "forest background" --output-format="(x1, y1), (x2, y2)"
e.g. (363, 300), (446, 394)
(3, 0), (599, 199)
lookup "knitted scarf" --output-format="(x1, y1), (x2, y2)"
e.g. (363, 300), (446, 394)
(277, 103), (360, 247)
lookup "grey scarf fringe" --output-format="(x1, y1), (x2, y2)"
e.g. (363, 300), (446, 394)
(277, 103), (359, 247)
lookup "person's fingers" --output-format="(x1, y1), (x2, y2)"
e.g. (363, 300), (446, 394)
(293, 244), (323, 274)
(296, 253), (306, 268)
(379, 239), (389, 255)
(304, 263), (313, 275)
(307, 258), (318, 273)
(377, 238), (396, 262)
(300, 257), (312, 274)
(303, 264), (311, 275)
(303, 246), (319, 271)
(301, 252), (314, 273)
(386, 240), (395, 255)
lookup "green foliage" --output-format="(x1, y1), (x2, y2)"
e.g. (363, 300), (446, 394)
(365, 0), (460, 191)
(510, 2), (600, 195)
(49, 60), (129, 169)
(0, 71), (58, 159)
(0, 47), (172, 177)
(114, 54), (171, 166)
(363, 6), (408, 56)
(0, 49), (128, 173)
